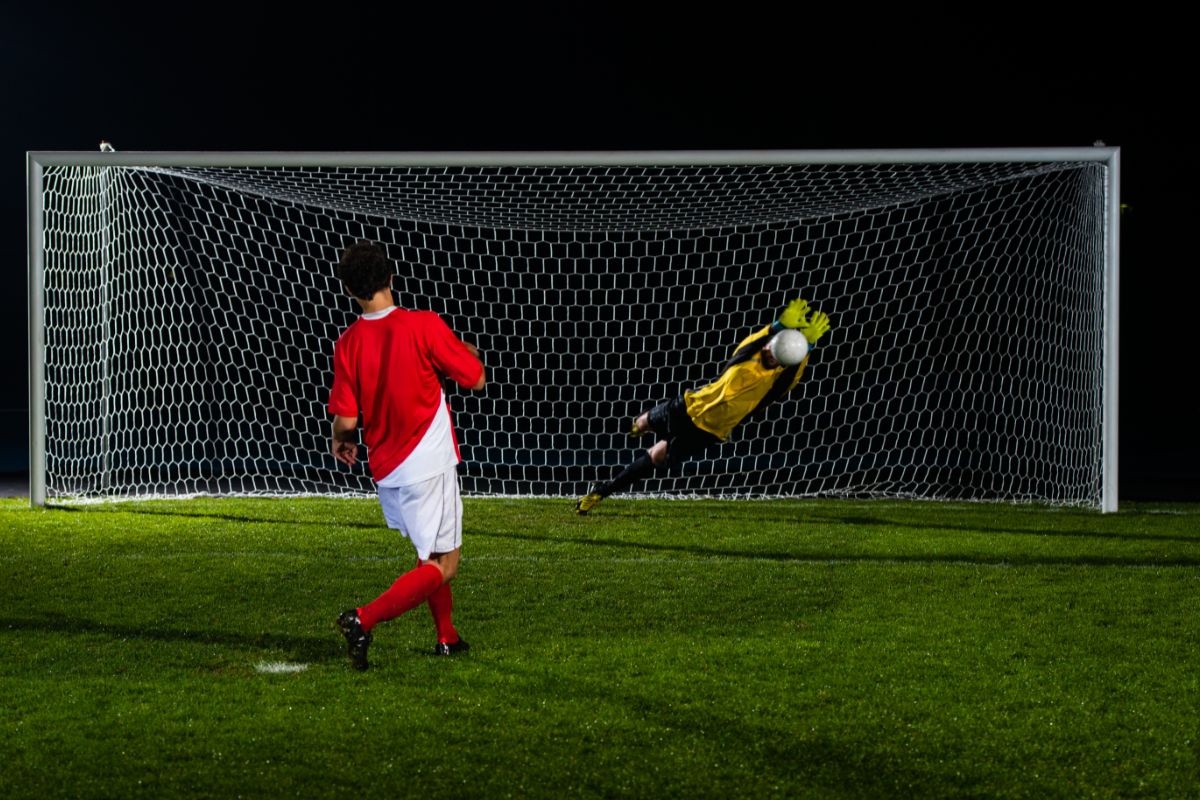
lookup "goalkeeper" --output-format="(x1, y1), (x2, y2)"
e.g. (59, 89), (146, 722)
(576, 298), (830, 514)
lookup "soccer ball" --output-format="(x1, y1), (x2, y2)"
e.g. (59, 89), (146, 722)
(769, 329), (809, 366)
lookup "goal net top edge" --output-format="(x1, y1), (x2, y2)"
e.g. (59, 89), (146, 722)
(28, 147), (1120, 169)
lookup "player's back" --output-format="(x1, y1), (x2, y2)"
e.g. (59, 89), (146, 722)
(338, 308), (446, 404)
(331, 309), (461, 480)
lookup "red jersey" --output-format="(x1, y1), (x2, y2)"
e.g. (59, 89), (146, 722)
(328, 308), (483, 482)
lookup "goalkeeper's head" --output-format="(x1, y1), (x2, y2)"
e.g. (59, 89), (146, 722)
(337, 241), (394, 301)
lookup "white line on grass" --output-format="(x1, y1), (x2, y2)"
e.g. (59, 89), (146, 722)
(254, 661), (309, 674)
(4, 552), (1195, 570)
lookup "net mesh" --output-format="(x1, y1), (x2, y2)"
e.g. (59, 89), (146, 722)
(39, 159), (1108, 505)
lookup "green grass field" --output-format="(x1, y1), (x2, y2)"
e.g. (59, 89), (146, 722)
(1, 495), (1198, 799)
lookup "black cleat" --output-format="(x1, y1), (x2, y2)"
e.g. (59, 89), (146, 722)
(433, 638), (471, 656)
(337, 610), (373, 671)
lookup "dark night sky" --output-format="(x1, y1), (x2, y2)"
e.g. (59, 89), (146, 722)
(2, 7), (1194, 499)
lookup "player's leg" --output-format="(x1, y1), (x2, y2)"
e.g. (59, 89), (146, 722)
(423, 547), (469, 655)
(582, 395), (725, 513)
(631, 388), (690, 437)
(424, 547), (461, 580)
(578, 397), (692, 513)
(601, 443), (663, 496)
(576, 440), (671, 514)
(629, 411), (651, 437)
(648, 439), (669, 466)
(421, 469), (468, 655)
(337, 470), (460, 669)
(355, 478), (447, 632)
(637, 397), (678, 438)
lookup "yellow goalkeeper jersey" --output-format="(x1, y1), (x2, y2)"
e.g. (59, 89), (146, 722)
(683, 325), (808, 440)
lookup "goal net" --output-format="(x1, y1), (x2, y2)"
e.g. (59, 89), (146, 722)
(29, 151), (1118, 508)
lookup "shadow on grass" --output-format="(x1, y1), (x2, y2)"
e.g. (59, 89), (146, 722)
(1, 613), (342, 664)
(582, 504), (1200, 545)
(807, 513), (1200, 545)
(54, 503), (381, 531)
(487, 657), (973, 797)
(473, 528), (1200, 568)
(51, 500), (1200, 554)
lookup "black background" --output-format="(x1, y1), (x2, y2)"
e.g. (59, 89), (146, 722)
(2, 7), (1194, 500)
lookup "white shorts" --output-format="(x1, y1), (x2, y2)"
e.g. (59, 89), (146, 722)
(377, 467), (463, 561)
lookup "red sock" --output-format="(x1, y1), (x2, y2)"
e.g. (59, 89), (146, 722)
(357, 563), (443, 633)
(427, 580), (459, 644)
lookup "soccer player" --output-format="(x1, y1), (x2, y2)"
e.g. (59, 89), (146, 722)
(328, 241), (486, 671)
(575, 298), (830, 514)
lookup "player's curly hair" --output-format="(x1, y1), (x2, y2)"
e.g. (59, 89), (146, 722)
(337, 241), (394, 300)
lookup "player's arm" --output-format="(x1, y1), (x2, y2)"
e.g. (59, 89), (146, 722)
(428, 314), (487, 391)
(328, 337), (362, 467)
(460, 341), (487, 390)
(331, 415), (359, 467)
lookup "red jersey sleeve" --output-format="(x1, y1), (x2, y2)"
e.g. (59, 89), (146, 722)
(328, 333), (360, 418)
(424, 313), (484, 388)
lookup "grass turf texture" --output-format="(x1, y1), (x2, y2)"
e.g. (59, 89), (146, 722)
(1, 496), (1198, 799)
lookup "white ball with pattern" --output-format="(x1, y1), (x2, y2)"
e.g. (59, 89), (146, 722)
(768, 329), (809, 366)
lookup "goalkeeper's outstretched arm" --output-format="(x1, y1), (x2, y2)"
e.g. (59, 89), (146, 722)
(770, 297), (831, 346)
(772, 297), (810, 333)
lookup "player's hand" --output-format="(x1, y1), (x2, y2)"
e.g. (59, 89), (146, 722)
(778, 297), (810, 329)
(799, 310), (830, 344)
(332, 438), (358, 467)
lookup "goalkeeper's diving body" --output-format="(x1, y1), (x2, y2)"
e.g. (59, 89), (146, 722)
(576, 298), (830, 514)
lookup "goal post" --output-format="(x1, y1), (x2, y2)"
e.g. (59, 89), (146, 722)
(27, 148), (1121, 511)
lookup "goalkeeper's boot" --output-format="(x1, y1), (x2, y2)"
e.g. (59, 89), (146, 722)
(337, 610), (373, 671)
(433, 638), (471, 656)
(575, 484), (606, 515)
(627, 420), (644, 438)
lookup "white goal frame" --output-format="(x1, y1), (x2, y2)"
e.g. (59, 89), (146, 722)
(26, 148), (1121, 511)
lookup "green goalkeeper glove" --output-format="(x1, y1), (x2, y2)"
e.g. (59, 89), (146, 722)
(799, 310), (831, 345)
(778, 298), (810, 329)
